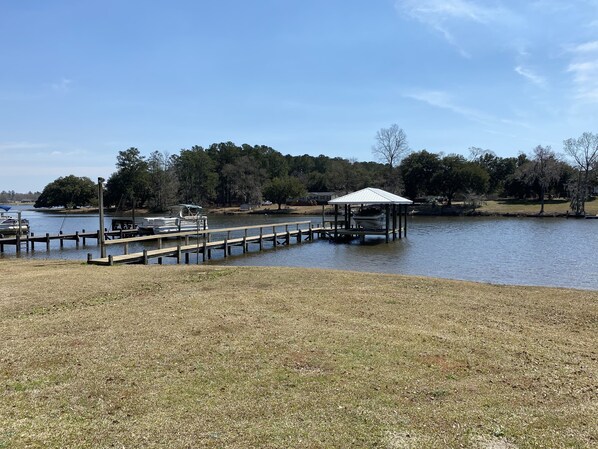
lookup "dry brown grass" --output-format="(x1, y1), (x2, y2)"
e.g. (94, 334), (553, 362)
(478, 198), (598, 216)
(1, 260), (596, 448)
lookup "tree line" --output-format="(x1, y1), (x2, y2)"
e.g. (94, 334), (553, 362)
(0, 190), (40, 204)
(34, 127), (598, 215)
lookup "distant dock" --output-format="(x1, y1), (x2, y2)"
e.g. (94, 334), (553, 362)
(0, 228), (138, 254)
(87, 221), (326, 266)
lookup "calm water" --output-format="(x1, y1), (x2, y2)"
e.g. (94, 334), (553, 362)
(2, 207), (598, 290)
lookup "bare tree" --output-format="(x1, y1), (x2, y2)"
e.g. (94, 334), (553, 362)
(372, 124), (410, 192)
(563, 132), (598, 215)
(373, 124), (410, 168)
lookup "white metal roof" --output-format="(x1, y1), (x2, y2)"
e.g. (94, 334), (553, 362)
(328, 188), (412, 205)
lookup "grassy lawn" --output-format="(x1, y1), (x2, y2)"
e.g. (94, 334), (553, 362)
(1, 261), (596, 448)
(477, 198), (598, 216)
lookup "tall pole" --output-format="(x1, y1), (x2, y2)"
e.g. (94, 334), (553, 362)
(98, 177), (106, 258)
(15, 211), (22, 254)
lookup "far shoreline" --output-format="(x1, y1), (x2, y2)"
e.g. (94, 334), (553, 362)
(18, 197), (598, 218)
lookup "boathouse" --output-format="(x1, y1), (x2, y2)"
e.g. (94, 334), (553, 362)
(328, 187), (412, 242)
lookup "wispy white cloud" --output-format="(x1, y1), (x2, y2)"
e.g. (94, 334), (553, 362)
(0, 142), (49, 152)
(571, 40), (598, 53)
(529, 0), (573, 14)
(567, 40), (598, 103)
(514, 65), (547, 87)
(397, 0), (498, 23)
(51, 78), (72, 92)
(403, 89), (492, 124)
(404, 89), (534, 132)
(395, 0), (515, 57)
(0, 142), (87, 159)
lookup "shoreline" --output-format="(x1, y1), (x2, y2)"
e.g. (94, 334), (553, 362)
(22, 201), (598, 218)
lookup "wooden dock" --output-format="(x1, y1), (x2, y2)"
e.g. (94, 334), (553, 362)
(0, 228), (138, 254)
(87, 221), (328, 266)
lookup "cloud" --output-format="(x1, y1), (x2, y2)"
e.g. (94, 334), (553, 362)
(529, 0), (573, 14)
(0, 142), (49, 153)
(404, 89), (534, 132)
(397, 0), (497, 23)
(571, 40), (598, 53)
(514, 65), (547, 87)
(403, 89), (492, 124)
(395, 0), (515, 57)
(567, 40), (598, 103)
(0, 142), (87, 159)
(51, 78), (72, 92)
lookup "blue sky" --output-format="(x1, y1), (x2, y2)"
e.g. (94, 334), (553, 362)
(2, 0), (598, 192)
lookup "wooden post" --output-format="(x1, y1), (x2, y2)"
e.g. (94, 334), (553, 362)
(108, 255), (114, 266)
(386, 204), (390, 243)
(259, 228), (263, 250)
(143, 249), (148, 265)
(185, 252), (190, 264)
(46, 233), (51, 251)
(59, 231), (64, 249)
(75, 231), (80, 248)
(202, 240), (207, 262)
(15, 234), (21, 254)
(31, 233), (35, 251)
(98, 177), (106, 258)
(334, 204), (339, 240)
(242, 235), (247, 253)
(404, 205), (408, 237)
(392, 205), (397, 241)
(224, 239), (228, 257)
(205, 231), (211, 258)
(398, 204), (403, 239)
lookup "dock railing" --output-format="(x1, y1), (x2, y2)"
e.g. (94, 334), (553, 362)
(89, 220), (328, 265)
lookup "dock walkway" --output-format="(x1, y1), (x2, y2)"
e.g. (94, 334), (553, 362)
(87, 221), (326, 266)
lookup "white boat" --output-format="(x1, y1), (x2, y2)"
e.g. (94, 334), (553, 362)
(0, 207), (29, 235)
(351, 206), (386, 230)
(137, 204), (208, 235)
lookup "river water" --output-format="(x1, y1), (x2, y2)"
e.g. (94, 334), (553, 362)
(2, 207), (597, 290)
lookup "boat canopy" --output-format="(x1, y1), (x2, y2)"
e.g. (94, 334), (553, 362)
(0, 205), (11, 212)
(328, 187), (412, 206)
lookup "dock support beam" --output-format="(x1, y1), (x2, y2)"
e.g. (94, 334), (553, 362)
(386, 204), (390, 243)
(334, 205), (339, 240)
